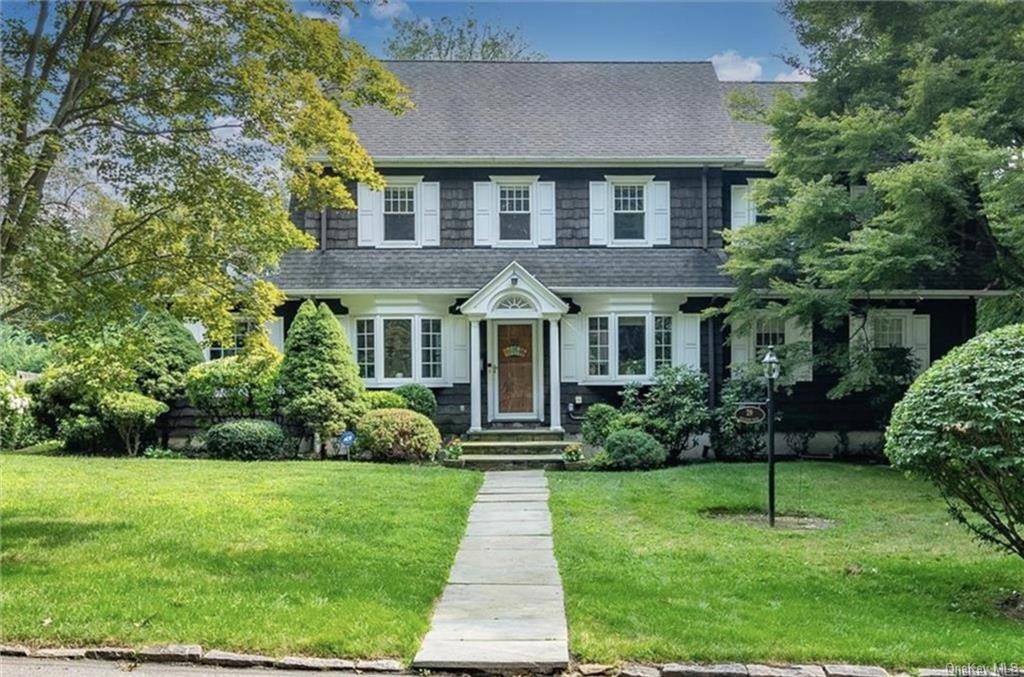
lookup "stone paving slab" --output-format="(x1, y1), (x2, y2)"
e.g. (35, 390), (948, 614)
(413, 470), (569, 671)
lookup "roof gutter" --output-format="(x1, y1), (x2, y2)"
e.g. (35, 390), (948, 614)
(310, 153), (752, 168)
(276, 286), (1009, 299)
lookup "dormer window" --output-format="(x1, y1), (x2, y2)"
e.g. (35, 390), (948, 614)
(383, 186), (416, 242)
(613, 184), (645, 241)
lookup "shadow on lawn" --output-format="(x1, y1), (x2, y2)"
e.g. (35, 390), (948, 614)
(0, 512), (128, 566)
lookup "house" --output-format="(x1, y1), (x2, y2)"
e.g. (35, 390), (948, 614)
(192, 61), (987, 453)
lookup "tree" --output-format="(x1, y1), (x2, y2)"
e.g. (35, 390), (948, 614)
(278, 300), (365, 456)
(99, 391), (168, 456)
(2, 1), (410, 342)
(886, 324), (1024, 561)
(723, 2), (1024, 401)
(385, 14), (543, 61)
(133, 312), (203, 406)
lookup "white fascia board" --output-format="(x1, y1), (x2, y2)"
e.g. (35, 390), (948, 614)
(279, 287), (1002, 299)
(311, 155), (752, 168)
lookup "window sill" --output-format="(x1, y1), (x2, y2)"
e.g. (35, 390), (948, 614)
(365, 379), (451, 389)
(579, 376), (655, 386)
(374, 241), (421, 249)
(609, 239), (653, 248)
(492, 240), (538, 248)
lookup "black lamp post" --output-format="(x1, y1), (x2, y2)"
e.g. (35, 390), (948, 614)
(762, 345), (781, 527)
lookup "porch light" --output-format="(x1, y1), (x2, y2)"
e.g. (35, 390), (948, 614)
(510, 273), (519, 287)
(762, 345), (781, 380)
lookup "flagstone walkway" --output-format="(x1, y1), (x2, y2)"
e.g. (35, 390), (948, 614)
(412, 470), (569, 672)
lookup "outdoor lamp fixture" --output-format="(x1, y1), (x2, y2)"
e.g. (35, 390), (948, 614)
(762, 345), (780, 527)
(510, 273), (519, 287)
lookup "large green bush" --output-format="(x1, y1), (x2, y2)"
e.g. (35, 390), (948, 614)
(886, 324), (1024, 560)
(582, 403), (618, 447)
(598, 428), (667, 471)
(393, 383), (436, 418)
(355, 408), (441, 463)
(98, 391), (169, 456)
(711, 370), (767, 461)
(279, 301), (365, 448)
(206, 418), (287, 461)
(133, 312), (204, 404)
(0, 323), (51, 373)
(185, 335), (281, 423)
(641, 366), (711, 457)
(363, 390), (408, 410)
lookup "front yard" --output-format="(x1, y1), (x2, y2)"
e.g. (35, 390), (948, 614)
(549, 462), (1024, 668)
(0, 454), (480, 660)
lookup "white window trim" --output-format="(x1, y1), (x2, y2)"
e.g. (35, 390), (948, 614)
(377, 175), (425, 248)
(582, 311), (673, 385)
(861, 309), (914, 349)
(730, 181), (757, 230)
(489, 175), (540, 247)
(354, 314), (449, 387)
(606, 175), (655, 247)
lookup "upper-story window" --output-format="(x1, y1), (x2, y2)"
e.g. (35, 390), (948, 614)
(613, 184), (645, 241)
(383, 186), (416, 243)
(357, 177), (440, 248)
(498, 184), (531, 242)
(588, 176), (669, 247)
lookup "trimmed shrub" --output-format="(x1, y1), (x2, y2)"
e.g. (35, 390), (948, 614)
(98, 391), (169, 456)
(393, 383), (436, 418)
(279, 301), (365, 447)
(599, 428), (667, 470)
(206, 418), (287, 460)
(356, 408), (441, 463)
(363, 390), (408, 410)
(886, 324), (1024, 560)
(640, 366), (711, 458)
(582, 403), (618, 447)
(134, 312), (204, 404)
(185, 336), (281, 423)
(711, 371), (767, 461)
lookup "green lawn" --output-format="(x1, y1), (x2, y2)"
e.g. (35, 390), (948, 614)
(0, 455), (480, 660)
(548, 462), (1024, 668)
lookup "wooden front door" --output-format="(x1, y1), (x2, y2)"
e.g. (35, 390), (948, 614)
(496, 323), (534, 415)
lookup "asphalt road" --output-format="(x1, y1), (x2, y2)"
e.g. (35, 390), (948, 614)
(0, 657), (365, 676)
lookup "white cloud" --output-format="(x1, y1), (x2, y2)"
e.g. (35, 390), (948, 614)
(303, 9), (350, 34)
(369, 0), (409, 20)
(710, 50), (763, 81)
(774, 67), (814, 83)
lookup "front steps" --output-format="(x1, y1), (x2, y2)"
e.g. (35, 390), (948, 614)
(455, 429), (572, 470)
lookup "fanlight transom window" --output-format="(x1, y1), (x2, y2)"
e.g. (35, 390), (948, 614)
(494, 294), (535, 311)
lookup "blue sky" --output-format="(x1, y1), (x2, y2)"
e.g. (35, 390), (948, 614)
(3, 0), (810, 81)
(305, 0), (810, 81)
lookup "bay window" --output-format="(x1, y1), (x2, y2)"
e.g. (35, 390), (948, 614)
(586, 313), (674, 381)
(353, 315), (445, 385)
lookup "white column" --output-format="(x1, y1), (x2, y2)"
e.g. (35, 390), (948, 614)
(549, 318), (563, 432)
(469, 318), (482, 432)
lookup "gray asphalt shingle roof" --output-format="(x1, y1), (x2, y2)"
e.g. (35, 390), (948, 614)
(268, 248), (733, 292)
(350, 61), (785, 162)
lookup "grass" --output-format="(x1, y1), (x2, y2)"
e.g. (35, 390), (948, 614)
(548, 462), (1024, 668)
(0, 454), (481, 660)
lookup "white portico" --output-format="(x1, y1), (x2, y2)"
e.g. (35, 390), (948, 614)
(458, 262), (569, 433)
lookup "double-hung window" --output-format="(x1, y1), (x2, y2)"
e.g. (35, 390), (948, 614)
(383, 186), (416, 243)
(498, 184), (531, 242)
(612, 183), (645, 241)
(208, 319), (257, 360)
(586, 313), (674, 381)
(871, 315), (905, 349)
(354, 316), (445, 385)
(754, 317), (786, 358)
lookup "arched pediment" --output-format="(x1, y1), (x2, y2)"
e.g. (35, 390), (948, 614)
(459, 262), (569, 319)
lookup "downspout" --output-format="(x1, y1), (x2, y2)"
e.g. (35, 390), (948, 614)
(320, 208), (328, 251)
(701, 165), (709, 249)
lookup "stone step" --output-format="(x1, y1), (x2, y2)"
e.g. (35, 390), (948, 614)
(465, 429), (565, 442)
(462, 440), (573, 456)
(461, 454), (565, 471)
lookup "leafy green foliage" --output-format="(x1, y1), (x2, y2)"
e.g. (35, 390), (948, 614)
(279, 301), (365, 442)
(363, 390), (408, 410)
(98, 391), (168, 457)
(711, 371), (767, 461)
(886, 324), (1024, 560)
(205, 418), (287, 461)
(2, 1), (410, 340)
(185, 336), (282, 423)
(582, 403), (619, 447)
(356, 408), (441, 463)
(640, 366), (712, 458)
(724, 2), (1024, 401)
(978, 293), (1024, 333)
(392, 383), (436, 418)
(385, 13), (543, 61)
(133, 313), (204, 405)
(597, 428), (667, 471)
(0, 323), (51, 373)
(0, 369), (38, 450)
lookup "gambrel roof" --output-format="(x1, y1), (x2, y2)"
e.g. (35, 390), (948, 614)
(349, 61), (794, 165)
